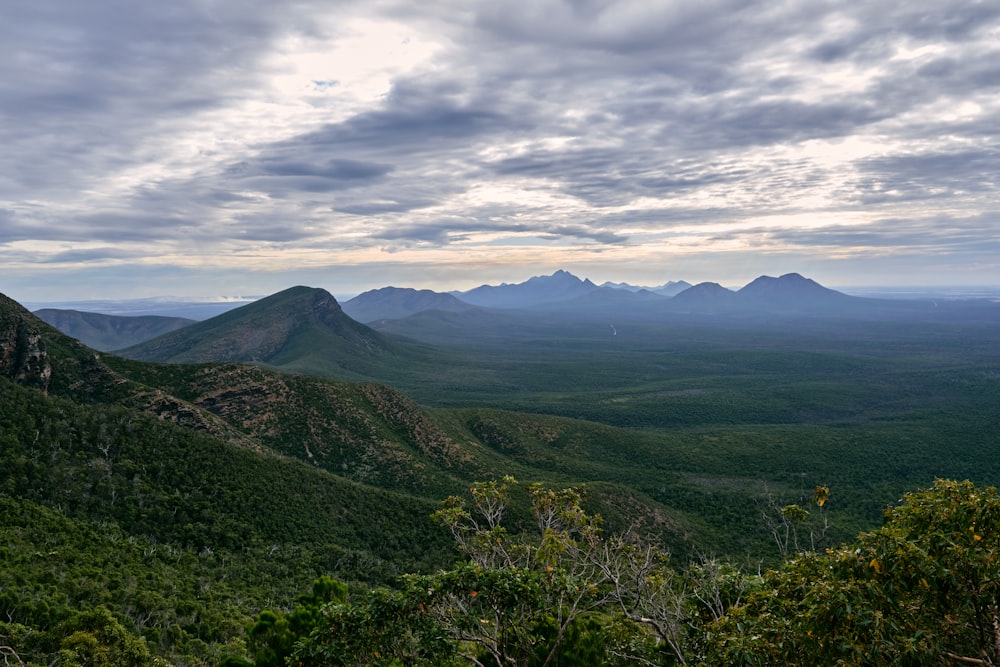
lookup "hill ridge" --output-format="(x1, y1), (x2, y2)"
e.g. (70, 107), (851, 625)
(118, 285), (389, 369)
(343, 286), (475, 323)
(33, 308), (195, 351)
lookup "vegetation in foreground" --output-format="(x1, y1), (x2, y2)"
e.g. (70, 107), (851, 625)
(5, 473), (999, 666)
(4, 289), (1000, 665)
(229, 477), (1000, 667)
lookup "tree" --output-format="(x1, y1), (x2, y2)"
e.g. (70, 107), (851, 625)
(707, 479), (1000, 666)
(57, 607), (153, 667)
(235, 576), (348, 667)
(759, 484), (832, 557)
(0, 642), (24, 667)
(294, 477), (760, 665)
(296, 477), (657, 666)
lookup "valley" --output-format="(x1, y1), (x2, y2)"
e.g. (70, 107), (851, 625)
(4, 271), (1000, 665)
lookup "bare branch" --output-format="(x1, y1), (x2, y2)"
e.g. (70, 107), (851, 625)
(942, 652), (989, 665)
(0, 646), (25, 667)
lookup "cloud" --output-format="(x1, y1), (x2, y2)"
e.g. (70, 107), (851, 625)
(754, 213), (1000, 256)
(370, 217), (628, 247)
(292, 100), (506, 152)
(258, 158), (393, 181)
(235, 157), (395, 195)
(334, 199), (437, 216)
(0, 2), (285, 195)
(3, 0), (999, 298)
(849, 148), (1000, 206)
(35, 247), (144, 264)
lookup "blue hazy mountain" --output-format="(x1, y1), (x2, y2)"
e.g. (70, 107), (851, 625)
(33, 309), (195, 351)
(342, 287), (477, 323)
(25, 298), (253, 320)
(667, 282), (739, 312)
(454, 270), (599, 309)
(736, 273), (856, 308)
(601, 279), (692, 296)
(663, 273), (965, 319)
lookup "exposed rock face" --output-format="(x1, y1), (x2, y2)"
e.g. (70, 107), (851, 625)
(0, 295), (53, 392)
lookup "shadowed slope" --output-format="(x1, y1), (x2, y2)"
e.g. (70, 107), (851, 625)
(34, 308), (195, 351)
(117, 286), (391, 373)
(342, 286), (476, 323)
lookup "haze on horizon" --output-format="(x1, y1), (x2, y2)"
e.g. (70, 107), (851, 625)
(2, 1), (999, 302)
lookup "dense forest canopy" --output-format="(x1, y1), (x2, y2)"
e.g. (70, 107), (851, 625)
(2, 287), (999, 665)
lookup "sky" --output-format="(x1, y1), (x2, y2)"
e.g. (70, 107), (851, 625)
(3, 0), (1000, 302)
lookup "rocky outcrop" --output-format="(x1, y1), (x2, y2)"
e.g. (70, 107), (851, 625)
(0, 294), (53, 393)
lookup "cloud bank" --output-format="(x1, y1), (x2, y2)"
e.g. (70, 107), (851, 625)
(2, 0), (998, 299)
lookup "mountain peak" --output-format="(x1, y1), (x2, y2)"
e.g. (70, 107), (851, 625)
(666, 282), (738, 313)
(673, 281), (737, 299)
(602, 279), (692, 296)
(456, 270), (598, 309)
(119, 285), (387, 369)
(737, 273), (846, 302)
(525, 269), (588, 285)
(342, 286), (473, 323)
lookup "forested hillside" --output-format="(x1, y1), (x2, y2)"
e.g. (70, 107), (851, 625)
(3, 286), (1000, 665)
(0, 377), (457, 665)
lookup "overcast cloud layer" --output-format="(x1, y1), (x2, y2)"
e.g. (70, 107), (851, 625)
(3, 0), (999, 300)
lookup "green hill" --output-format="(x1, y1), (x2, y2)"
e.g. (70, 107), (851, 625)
(0, 291), (705, 664)
(33, 308), (195, 351)
(4, 286), (1000, 665)
(115, 285), (466, 385)
(116, 286), (384, 370)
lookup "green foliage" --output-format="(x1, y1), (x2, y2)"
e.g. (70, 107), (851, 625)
(0, 377), (453, 665)
(707, 479), (1000, 665)
(57, 607), (153, 667)
(298, 479), (689, 666)
(292, 479), (1000, 665)
(242, 577), (348, 667)
(293, 582), (452, 667)
(0, 604), (155, 667)
(7, 290), (1000, 665)
(0, 376), (452, 568)
(101, 358), (488, 500)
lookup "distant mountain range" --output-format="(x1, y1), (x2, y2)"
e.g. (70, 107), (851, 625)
(29, 298), (254, 319)
(600, 279), (692, 296)
(452, 269), (600, 309)
(33, 270), (999, 357)
(346, 270), (905, 323)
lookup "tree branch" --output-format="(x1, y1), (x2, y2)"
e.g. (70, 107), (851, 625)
(943, 651), (989, 665)
(0, 646), (25, 667)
